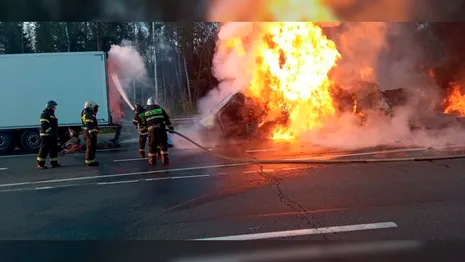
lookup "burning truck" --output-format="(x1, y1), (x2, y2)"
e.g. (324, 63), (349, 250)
(198, 22), (465, 144)
(198, 81), (465, 143)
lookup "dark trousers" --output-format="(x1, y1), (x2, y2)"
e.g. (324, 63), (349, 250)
(113, 123), (123, 142)
(83, 130), (98, 164)
(37, 136), (59, 166)
(148, 127), (169, 163)
(138, 134), (148, 156)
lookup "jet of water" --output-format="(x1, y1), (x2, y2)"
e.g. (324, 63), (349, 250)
(111, 73), (134, 111)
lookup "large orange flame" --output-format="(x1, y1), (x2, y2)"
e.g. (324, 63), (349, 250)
(241, 22), (341, 142)
(444, 85), (465, 116)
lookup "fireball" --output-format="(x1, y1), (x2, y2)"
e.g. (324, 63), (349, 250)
(444, 85), (465, 116)
(241, 22), (341, 142)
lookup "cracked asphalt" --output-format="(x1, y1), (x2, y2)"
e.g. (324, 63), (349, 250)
(1, 137), (465, 240)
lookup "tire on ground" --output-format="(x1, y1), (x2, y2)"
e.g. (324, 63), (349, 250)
(20, 129), (41, 153)
(0, 132), (15, 154)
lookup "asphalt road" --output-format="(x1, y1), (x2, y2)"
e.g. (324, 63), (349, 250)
(1, 134), (465, 241)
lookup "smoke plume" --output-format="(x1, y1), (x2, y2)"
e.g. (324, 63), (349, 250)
(197, 22), (264, 116)
(107, 40), (148, 124)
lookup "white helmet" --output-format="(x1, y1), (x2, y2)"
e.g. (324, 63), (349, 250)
(84, 101), (98, 109)
(146, 97), (155, 106)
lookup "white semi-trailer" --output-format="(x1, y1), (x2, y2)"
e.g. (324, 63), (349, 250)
(0, 51), (113, 154)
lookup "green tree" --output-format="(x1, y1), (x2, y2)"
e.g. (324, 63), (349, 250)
(35, 22), (59, 52)
(62, 22), (88, 52)
(0, 22), (33, 54)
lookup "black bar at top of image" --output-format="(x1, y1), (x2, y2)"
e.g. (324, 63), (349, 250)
(0, 0), (209, 21)
(2, 0), (465, 22)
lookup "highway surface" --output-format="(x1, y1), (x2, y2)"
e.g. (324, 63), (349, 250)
(1, 133), (465, 241)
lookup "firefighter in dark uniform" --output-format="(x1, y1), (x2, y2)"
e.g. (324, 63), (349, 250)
(143, 97), (174, 165)
(81, 101), (100, 166)
(132, 103), (148, 158)
(37, 100), (62, 169)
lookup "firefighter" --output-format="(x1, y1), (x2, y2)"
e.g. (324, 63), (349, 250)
(143, 97), (174, 165)
(132, 103), (148, 158)
(37, 100), (61, 169)
(81, 101), (100, 166)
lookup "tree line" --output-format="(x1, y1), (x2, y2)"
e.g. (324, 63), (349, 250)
(0, 22), (219, 117)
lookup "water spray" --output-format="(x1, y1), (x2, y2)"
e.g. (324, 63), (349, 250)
(111, 73), (134, 111)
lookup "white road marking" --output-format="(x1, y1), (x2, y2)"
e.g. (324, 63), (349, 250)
(194, 222), (398, 240)
(0, 174), (217, 193)
(170, 174), (211, 180)
(113, 157), (147, 162)
(246, 148), (278, 153)
(0, 163), (249, 189)
(0, 165), (313, 193)
(35, 186), (53, 190)
(0, 168), (7, 171)
(0, 165), (336, 193)
(98, 180), (139, 185)
(145, 174), (211, 182)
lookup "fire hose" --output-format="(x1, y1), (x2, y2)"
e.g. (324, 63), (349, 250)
(167, 130), (465, 165)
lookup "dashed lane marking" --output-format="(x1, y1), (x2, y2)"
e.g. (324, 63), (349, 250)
(0, 166), (314, 193)
(98, 180), (139, 185)
(0, 168), (7, 171)
(0, 174), (220, 193)
(0, 167), (309, 192)
(0, 163), (250, 189)
(194, 222), (399, 240)
(0, 166), (300, 193)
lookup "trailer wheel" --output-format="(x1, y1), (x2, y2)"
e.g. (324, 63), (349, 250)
(0, 132), (15, 154)
(20, 129), (41, 153)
